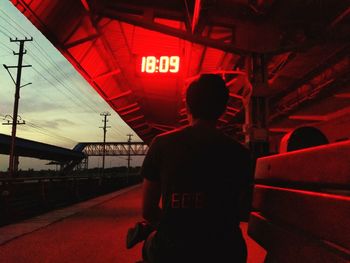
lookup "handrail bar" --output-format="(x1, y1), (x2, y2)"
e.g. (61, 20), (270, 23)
(0, 173), (140, 183)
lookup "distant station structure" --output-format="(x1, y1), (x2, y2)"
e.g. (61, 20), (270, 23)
(75, 142), (148, 156)
(0, 134), (85, 168)
(0, 134), (148, 174)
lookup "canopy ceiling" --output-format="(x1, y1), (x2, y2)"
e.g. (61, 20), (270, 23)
(11, 0), (350, 143)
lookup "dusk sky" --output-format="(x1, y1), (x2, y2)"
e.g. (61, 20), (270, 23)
(0, 0), (142, 171)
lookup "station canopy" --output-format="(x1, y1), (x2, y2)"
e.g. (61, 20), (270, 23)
(11, 0), (350, 143)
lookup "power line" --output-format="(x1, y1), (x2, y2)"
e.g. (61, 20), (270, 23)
(27, 122), (75, 143)
(0, 53), (14, 58)
(25, 54), (99, 113)
(0, 42), (77, 148)
(0, 11), (131, 140)
(1, 114), (77, 146)
(30, 66), (86, 109)
(0, 24), (15, 38)
(24, 61), (127, 139)
(26, 50), (102, 113)
(26, 41), (117, 124)
(23, 51), (128, 138)
(1, 10), (118, 112)
(0, 10), (102, 114)
(0, 118), (78, 144)
(0, 11), (26, 38)
(0, 41), (14, 52)
(25, 121), (76, 144)
(1, 116), (77, 145)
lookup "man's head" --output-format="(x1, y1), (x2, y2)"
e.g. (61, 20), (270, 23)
(186, 74), (228, 121)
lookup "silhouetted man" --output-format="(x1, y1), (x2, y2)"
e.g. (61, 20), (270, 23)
(139, 74), (251, 262)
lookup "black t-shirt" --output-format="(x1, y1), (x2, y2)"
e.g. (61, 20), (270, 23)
(141, 125), (251, 249)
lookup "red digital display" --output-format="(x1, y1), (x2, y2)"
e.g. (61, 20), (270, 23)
(141, 56), (180, 73)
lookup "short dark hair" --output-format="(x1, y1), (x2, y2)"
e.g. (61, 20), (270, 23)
(186, 74), (228, 120)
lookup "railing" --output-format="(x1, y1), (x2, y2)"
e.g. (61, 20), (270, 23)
(0, 175), (125, 183)
(0, 173), (142, 227)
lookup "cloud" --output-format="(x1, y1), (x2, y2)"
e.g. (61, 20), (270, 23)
(1, 95), (62, 114)
(54, 118), (76, 126)
(0, 100), (13, 114)
(31, 58), (84, 88)
(30, 118), (77, 129)
(21, 100), (62, 113)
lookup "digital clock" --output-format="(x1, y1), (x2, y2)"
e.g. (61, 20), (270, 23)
(141, 56), (180, 73)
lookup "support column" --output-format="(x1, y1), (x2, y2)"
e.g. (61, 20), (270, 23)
(240, 54), (270, 220)
(126, 134), (133, 184)
(14, 155), (19, 174)
(100, 112), (111, 177)
(245, 53), (270, 158)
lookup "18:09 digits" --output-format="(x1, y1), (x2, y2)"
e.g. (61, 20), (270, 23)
(141, 56), (180, 73)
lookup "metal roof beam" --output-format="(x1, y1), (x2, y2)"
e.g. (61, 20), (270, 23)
(151, 123), (176, 132)
(95, 1), (186, 21)
(137, 127), (153, 135)
(97, 10), (247, 55)
(107, 90), (132, 101)
(133, 123), (149, 130)
(119, 106), (141, 117)
(268, 46), (350, 121)
(92, 69), (120, 81)
(196, 26), (212, 73)
(271, 45), (350, 104)
(229, 93), (243, 100)
(225, 111), (239, 117)
(218, 118), (229, 124)
(334, 93), (350, 99)
(117, 102), (139, 112)
(288, 115), (328, 121)
(326, 106), (350, 120)
(64, 34), (99, 49)
(289, 106), (350, 122)
(191, 0), (201, 34)
(269, 128), (292, 133)
(127, 115), (144, 123)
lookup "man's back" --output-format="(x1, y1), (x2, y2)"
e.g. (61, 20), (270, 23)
(140, 74), (250, 263)
(141, 124), (250, 262)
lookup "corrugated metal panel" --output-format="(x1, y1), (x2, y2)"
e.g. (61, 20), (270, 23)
(201, 48), (227, 72)
(14, 0), (84, 43)
(11, 0), (244, 142)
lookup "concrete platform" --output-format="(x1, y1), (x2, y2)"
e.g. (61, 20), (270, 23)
(0, 185), (266, 262)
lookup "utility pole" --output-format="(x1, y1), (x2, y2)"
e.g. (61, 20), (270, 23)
(126, 133), (133, 184)
(2, 115), (26, 174)
(99, 112), (111, 176)
(3, 37), (33, 177)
